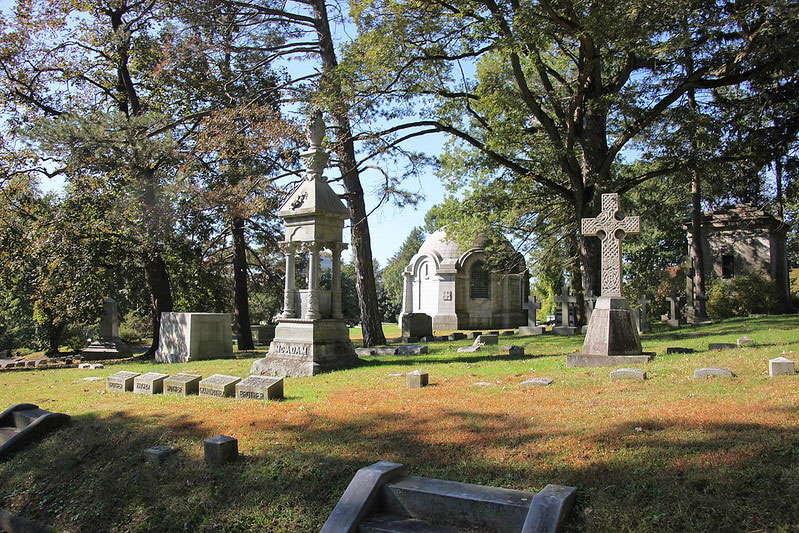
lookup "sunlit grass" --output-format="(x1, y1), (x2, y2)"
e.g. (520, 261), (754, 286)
(1, 315), (799, 531)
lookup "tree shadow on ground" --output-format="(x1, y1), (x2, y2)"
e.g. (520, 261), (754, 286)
(1, 402), (799, 532)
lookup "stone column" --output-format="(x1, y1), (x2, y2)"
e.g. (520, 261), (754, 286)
(402, 271), (413, 314)
(306, 243), (322, 320)
(280, 243), (297, 319)
(331, 243), (346, 319)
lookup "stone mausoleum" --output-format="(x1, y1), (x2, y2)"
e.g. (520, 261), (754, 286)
(684, 203), (791, 310)
(399, 230), (527, 330)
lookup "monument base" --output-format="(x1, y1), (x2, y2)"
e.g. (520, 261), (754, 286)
(552, 326), (579, 336)
(518, 326), (544, 336)
(249, 319), (360, 377)
(566, 353), (655, 367)
(81, 338), (132, 361)
(581, 296), (643, 356)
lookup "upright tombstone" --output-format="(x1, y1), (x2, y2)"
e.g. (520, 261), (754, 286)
(638, 295), (651, 333)
(664, 294), (683, 329)
(81, 298), (133, 360)
(553, 286), (578, 335)
(250, 111), (359, 377)
(568, 193), (653, 367)
(401, 313), (433, 341)
(155, 312), (233, 363)
(518, 296), (544, 335)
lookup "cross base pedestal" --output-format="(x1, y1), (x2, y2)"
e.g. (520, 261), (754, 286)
(573, 296), (652, 366)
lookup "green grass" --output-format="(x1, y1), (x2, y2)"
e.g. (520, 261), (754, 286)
(2, 316), (799, 531)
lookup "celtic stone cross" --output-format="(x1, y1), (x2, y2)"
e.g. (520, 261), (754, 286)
(581, 193), (640, 297)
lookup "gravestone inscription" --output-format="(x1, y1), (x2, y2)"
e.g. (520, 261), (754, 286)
(134, 372), (169, 395)
(164, 373), (202, 396)
(199, 374), (241, 398)
(106, 371), (140, 392)
(235, 375), (284, 400)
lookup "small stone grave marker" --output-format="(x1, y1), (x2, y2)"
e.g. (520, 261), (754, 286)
(610, 368), (647, 381)
(106, 371), (140, 392)
(204, 435), (238, 465)
(473, 334), (498, 346)
(373, 346), (399, 356)
(666, 347), (695, 354)
(164, 372), (202, 396)
(144, 445), (177, 465)
(235, 375), (284, 400)
(467, 332), (483, 339)
(406, 370), (428, 388)
(80, 376), (104, 382)
(448, 333), (467, 341)
(694, 367), (735, 379)
(520, 377), (553, 387)
(355, 347), (377, 356)
(473, 382), (494, 387)
(708, 343), (738, 351)
(396, 344), (429, 356)
(737, 336), (755, 346)
(769, 357), (795, 377)
(134, 372), (169, 395)
(199, 374), (241, 398)
(503, 345), (524, 357)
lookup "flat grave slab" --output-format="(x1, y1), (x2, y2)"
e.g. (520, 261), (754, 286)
(666, 347), (695, 354)
(448, 333), (467, 341)
(373, 346), (399, 356)
(106, 371), (140, 392)
(769, 357), (795, 377)
(199, 374), (241, 398)
(457, 345), (481, 353)
(520, 378), (553, 387)
(567, 353), (653, 367)
(708, 343), (738, 351)
(503, 345), (524, 357)
(134, 372), (169, 395)
(396, 344), (428, 356)
(610, 368), (647, 381)
(355, 347), (377, 356)
(235, 375), (284, 400)
(694, 367), (735, 379)
(738, 336), (755, 346)
(164, 373), (202, 396)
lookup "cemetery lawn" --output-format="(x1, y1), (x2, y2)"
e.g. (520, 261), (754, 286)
(2, 316), (799, 532)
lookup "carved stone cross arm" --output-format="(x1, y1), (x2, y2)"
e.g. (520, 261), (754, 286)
(581, 193), (641, 297)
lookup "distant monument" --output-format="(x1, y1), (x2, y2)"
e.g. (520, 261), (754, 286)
(399, 230), (527, 330)
(568, 193), (653, 367)
(155, 312), (233, 363)
(81, 298), (132, 360)
(250, 111), (359, 377)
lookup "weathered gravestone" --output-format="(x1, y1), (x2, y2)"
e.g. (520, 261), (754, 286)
(769, 357), (795, 377)
(520, 377), (553, 387)
(163, 373), (202, 396)
(144, 445), (177, 465)
(155, 312), (233, 363)
(708, 342), (738, 351)
(406, 370), (428, 388)
(235, 375), (284, 400)
(448, 332), (467, 341)
(250, 112), (359, 377)
(694, 367), (735, 379)
(401, 313), (433, 342)
(473, 334), (498, 346)
(638, 295), (652, 333)
(568, 193), (653, 367)
(519, 297), (544, 335)
(664, 294), (683, 330)
(610, 368), (647, 381)
(582, 292), (598, 334)
(81, 298), (133, 360)
(106, 371), (140, 392)
(134, 372), (169, 395)
(553, 286), (578, 335)
(204, 435), (238, 466)
(199, 374), (241, 398)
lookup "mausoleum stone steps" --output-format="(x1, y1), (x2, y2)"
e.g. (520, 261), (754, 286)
(323, 461), (576, 533)
(359, 513), (468, 532)
(0, 403), (70, 460)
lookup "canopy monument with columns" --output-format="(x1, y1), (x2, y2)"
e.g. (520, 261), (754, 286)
(250, 111), (359, 377)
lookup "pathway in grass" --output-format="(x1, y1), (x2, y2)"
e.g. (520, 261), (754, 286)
(1, 316), (799, 531)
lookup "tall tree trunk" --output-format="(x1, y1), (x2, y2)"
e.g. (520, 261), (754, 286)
(776, 155), (784, 219)
(309, 0), (386, 346)
(232, 216), (254, 350)
(686, 50), (708, 322)
(143, 252), (173, 357)
(45, 323), (64, 356)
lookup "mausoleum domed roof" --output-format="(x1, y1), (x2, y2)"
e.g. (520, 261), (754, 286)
(414, 229), (524, 274)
